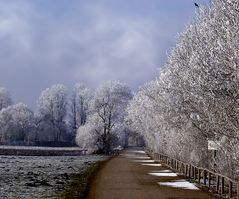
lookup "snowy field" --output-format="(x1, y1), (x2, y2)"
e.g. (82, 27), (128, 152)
(0, 146), (85, 156)
(0, 155), (107, 199)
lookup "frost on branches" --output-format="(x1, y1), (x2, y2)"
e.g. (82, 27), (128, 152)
(0, 103), (35, 145)
(0, 87), (12, 111)
(0, 82), (132, 149)
(76, 81), (132, 154)
(36, 84), (69, 146)
(69, 84), (93, 142)
(127, 0), (239, 178)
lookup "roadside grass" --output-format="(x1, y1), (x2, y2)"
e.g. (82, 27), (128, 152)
(56, 157), (110, 199)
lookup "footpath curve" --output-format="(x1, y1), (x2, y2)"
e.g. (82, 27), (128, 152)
(88, 149), (215, 199)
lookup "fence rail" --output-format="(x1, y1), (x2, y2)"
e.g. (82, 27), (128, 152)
(147, 149), (239, 199)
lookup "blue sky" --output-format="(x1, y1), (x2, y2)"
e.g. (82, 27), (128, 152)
(0, 0), (209, 109)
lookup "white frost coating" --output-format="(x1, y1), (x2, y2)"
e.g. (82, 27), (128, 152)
(141, 163), (162, 167)
(76, 81), (132, 154)
(0, 145), (82, 151)
(148, 172), (177, 177)
(158, 180), (199, 190)
(37, 84), (68, 143)
(0, 87), (12, 111)
(0, 103), (34, 145)
(0, 155), (107, 199)
(126, 0), (239, 179)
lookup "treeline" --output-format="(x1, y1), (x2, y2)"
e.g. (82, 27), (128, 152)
(126, 0), (239, 178)
(0, 81), (133, 152)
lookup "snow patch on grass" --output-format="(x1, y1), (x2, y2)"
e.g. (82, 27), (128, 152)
(133, 159), (155, 163)
(141, 163), (162, 167)
(148, 172), (177, 177)
(158, 180), (199, 190)
(123, 154), (150, 159)
(150, 170), (172, 173)
(130, 150), (146, 154)
(132, 156), (150, 159)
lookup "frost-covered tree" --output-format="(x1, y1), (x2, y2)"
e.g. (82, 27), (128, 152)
(0, 87), (12, 111)
(69, 84), (93, 139)
(0, 103), (35, 145)
(127, 0), (239, 178)
(163, 0), (239, 176)
(36, 84), (68, 145)
(76, 114), (102, 153)
(76, 81), (132, 154)
(126, 81), (170, 154)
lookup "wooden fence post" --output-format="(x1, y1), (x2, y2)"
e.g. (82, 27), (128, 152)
(208, 172), (211, 188)
(203, 170), (207, 185)
(216, 175), (220, 192)
(237, 182), (239, 199)
(221, 177), (225, 194)
(198, 169), (201, 184)
(229, 181), (233, 198)
(194, 167), (197, 180)
(152, 152), (238, 198)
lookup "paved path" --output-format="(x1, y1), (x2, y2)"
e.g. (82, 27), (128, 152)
(88, 149), (215, 199)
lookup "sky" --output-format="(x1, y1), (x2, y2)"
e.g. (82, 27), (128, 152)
(0, 0), (210, 109)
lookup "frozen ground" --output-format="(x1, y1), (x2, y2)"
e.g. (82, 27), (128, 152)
(0, 145), (82, 150)
(0, 155), (107, 199)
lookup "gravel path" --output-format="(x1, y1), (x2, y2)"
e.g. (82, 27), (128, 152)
(88, 149), (215, 199)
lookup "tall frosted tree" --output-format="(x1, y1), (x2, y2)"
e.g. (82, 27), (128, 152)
(76, 81), (132, 154)
(0, 87), (12, 111)
(36, 84), (68, 145)
(69, 84), (93, 139)
(127, 0), (239, 177)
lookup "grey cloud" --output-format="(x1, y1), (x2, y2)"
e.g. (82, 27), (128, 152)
(0, 0), (209, 109)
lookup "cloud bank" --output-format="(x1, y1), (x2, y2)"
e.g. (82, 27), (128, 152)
(0, 0), (209, 108)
